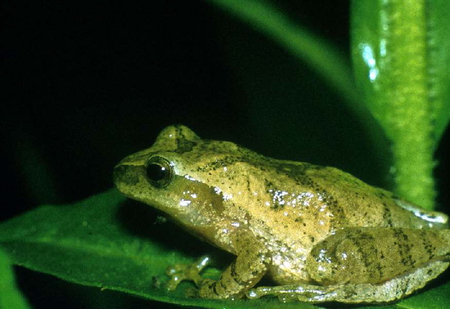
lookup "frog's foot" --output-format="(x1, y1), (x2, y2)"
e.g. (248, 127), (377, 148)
(165, 256), (211, 291)
(246, 260), (450, 303)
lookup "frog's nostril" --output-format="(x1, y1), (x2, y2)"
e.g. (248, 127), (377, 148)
(113, 165), (122, 183)
(113, 165), (141, 187)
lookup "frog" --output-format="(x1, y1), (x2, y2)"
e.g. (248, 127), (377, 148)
(113, 124), (450, 303)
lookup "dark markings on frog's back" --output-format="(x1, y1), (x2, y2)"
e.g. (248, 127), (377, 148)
(382, 203), (394, 227)
(376, 264), (384, 282)
(261, 162), (345, 227)
(176, 139), (349, 225)
(284, 166), (344, 227)
(393, 229), (415, 268)
(420, 231), (436, 258)
(351, 231), (373, 269)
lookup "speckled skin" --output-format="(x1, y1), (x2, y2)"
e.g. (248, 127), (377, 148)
(113, 125), (450, 303)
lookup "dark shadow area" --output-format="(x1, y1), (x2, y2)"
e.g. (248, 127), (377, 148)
(116, 198), (232, 267)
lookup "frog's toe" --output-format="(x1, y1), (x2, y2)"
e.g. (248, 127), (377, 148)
(165, 256), (212, 291)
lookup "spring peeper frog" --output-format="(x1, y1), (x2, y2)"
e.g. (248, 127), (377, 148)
(113, 125), (450, 303)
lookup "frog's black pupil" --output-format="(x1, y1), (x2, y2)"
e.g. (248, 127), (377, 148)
(146, 157), (172, 188)
(146, 163), (167, 182)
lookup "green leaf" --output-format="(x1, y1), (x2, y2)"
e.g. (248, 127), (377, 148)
(0, 189), (316, 308)
(0, 249), (31, 309)
(351, 0), (450, 209)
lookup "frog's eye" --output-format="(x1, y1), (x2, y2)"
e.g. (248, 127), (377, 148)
(146, 156), (173, 188)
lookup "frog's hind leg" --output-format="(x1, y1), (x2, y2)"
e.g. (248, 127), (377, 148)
(246, 260), (449, 303)
(247, 227), (450, 303)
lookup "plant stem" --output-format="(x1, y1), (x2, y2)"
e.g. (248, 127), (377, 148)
(379, 0), (435, 208)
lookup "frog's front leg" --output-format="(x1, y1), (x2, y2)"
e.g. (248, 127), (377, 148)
(248, 228), (450, 303)
(167, 231), (270, 299)
(198, 247), (269, 299)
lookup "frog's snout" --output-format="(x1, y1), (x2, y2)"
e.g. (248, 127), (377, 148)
(113, 164), (142, 190)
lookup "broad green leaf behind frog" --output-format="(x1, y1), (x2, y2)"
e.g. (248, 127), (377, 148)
(113, 124), (450, 303)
